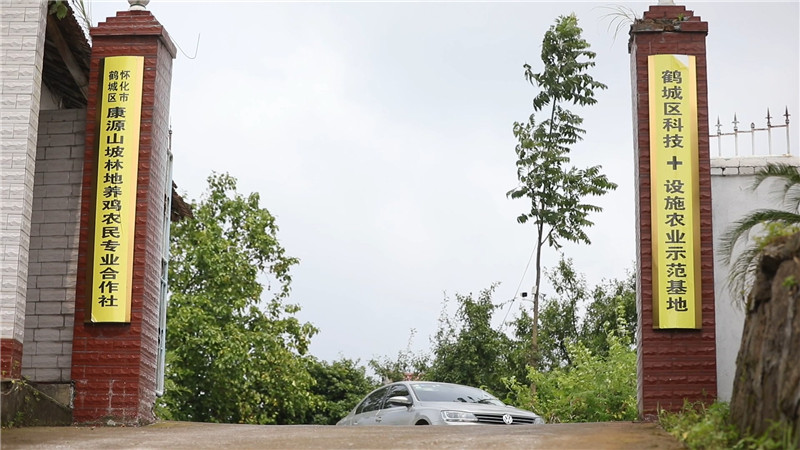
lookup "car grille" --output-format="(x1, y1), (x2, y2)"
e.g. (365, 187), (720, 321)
(473, 414), (536, 425)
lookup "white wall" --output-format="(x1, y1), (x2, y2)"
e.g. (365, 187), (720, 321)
(0, 1), (48, 347)
(22, 108), (85, 382)
(710, 155), (800, 401)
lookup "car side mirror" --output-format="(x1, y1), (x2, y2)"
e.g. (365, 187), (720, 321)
(386, 395), (412, 407)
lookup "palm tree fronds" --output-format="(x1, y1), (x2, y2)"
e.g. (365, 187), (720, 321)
(718, 209), (800, 265)
(721, 161), (800, 304)
(752, 163), (800, 205)
(724, 245), (762, 309)
(71, 0), (91, 33)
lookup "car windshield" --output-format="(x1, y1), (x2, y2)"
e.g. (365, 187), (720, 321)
(409, 383), (505, 406)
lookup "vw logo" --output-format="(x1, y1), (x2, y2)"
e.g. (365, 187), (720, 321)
(502, 414), (514, 424)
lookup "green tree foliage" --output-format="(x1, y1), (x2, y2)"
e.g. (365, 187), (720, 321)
(368, 329), (429, 384)
(49, 1), (69, 19)
(404, 257), (638, 412)
(506, 311), (535, 386)
(580, 270), (637, 356)
(304, 357), (378, 425)
(504, 322), (638, 423)
(538, 257), (585, 370)
(506, 261), (638, 422)
(385, 263), (637, 421)
(718, 163), (800, 303)
(537, 257), (636, 370)
(162, 173), (318, 424)
(49, 0), (91, 29)
(507, 14), (617, 366)
(424, 285), (514, 396)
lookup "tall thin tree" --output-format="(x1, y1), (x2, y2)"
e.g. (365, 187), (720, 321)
(507, 14), (616, 368)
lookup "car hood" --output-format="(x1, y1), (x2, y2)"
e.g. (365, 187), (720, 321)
(415, 401), (540, 417)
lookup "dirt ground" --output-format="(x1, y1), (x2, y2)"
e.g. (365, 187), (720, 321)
(1, 420), (684, 449)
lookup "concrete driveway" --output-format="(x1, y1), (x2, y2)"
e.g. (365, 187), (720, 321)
(2, 421), (683, 449)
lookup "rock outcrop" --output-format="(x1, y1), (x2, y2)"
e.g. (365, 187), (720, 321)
(730, 233), (800, 440)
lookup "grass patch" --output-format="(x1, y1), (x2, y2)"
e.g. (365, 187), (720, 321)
(659, 401), (798, 450)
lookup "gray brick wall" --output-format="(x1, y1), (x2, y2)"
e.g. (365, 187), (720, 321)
(22, 108), (85, 382)
(0, 1), (47, 347)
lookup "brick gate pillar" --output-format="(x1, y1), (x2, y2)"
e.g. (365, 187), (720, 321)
(629, 3), (717, 418)
(71, 5), (175, 424)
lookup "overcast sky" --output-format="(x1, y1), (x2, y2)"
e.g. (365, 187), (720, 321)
(89, 1), (799, 366)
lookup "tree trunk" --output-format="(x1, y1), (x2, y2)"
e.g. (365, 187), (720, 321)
(529, 225), (544, 396)
(530, 226), (544, 369)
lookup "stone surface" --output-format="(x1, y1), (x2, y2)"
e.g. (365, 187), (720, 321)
(0, 421), (683, 449)
(730, 233), (800, 439)
(0, 380), (72, 426)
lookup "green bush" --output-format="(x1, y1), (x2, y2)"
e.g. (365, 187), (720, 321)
(660, 401), (739, 449)
(659, 401), (798, 450)
(736, 421), (799, 450)
(304, 357), (378, 425)
(503, 332), (637, 423)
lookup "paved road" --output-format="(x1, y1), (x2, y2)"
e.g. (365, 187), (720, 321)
(2, 421), (682, 449)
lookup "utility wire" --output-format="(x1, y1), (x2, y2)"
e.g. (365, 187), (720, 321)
(500, 240), (538, 330)
(175, 33), (201, 60)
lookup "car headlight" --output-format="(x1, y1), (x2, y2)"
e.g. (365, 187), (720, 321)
(441, 410), (478, 423)
(533, 417), (545, 424)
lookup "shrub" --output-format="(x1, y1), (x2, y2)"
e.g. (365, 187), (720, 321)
(660, 401), (739, 449)
(503, 333), (637, 423)
(659, 401), (798, 450)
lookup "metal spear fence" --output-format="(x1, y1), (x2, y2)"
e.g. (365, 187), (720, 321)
(710, 107), (792, 158)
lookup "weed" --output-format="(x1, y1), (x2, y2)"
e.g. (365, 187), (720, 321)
(660, 401), (798, 450)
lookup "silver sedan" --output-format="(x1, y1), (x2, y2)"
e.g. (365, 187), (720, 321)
(336, 381), (545, 426)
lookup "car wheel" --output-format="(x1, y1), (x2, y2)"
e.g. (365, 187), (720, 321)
(415, 420), (429, 425)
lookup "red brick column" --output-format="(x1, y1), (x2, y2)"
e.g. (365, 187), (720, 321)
(0, 339), (23, 379)
(629, 4), (716, 418)
(71, 10), (175, 424)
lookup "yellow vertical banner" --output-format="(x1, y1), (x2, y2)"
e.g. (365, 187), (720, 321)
(89, 56), (144, 323)
(648, 54), (702, 329)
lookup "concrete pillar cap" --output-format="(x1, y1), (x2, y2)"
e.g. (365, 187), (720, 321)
(128, 0), (150, 11)
(657, 0), (676, 4)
